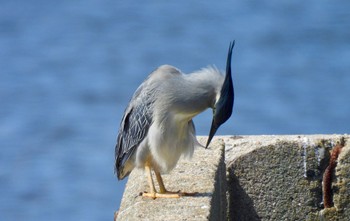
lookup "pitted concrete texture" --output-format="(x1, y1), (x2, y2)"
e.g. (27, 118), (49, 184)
(116, 135), (350, 221)
(225, 135), (350, 221)
(116, 137), (227, 221)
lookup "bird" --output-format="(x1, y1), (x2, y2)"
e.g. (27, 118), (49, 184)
(115, 41), (235, 198)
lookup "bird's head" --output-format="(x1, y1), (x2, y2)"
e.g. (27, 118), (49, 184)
(205, 41), (235, 148)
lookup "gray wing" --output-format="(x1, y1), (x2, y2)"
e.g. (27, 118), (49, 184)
(115, 85), (154, 180)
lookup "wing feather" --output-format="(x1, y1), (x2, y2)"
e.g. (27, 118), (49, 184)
(115, 85), (154, 179)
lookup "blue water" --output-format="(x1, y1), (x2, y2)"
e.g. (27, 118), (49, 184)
(1, 1), (349, 220)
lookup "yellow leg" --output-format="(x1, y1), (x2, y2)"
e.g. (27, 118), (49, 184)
(154, 170), (167, 193)
(142, 164), (197, 199)
(154, 170), (181, 197)
(142, 165), (181, 198)
(156, 170), (197, 197)
(142, 164), (157, 198)
(142, 165), (197, 199)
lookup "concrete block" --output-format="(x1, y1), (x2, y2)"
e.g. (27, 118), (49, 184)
(116, 135), (350, 221)
(116, 137), (226, 221)
(225, 135), (349, 221)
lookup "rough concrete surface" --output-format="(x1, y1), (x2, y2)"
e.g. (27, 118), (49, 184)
(116, 135), (350, 221)
(225, 135), (349, 221)
(116, 137), (226, 221)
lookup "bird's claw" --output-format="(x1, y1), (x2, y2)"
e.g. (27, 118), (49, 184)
(141, 190), (197, 199)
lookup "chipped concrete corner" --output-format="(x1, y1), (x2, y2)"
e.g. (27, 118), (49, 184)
(116, 135), (350, 221)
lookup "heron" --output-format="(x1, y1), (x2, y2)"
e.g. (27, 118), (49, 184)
(115, 41), (235, 198)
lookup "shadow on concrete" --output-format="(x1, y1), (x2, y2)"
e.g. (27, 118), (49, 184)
(228, 169), (261, 221)
(194, 192), (213, 197)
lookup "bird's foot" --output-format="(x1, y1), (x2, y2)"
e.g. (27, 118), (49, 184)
(142, 191), (180, 199)
(141, 190), (197, 199)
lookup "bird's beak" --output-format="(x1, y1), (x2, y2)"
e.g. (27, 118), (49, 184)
(206, 119), (219, 148)
(206, 41), (235, 148)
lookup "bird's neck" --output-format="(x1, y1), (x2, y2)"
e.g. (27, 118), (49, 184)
(170, 67), (224, 118)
